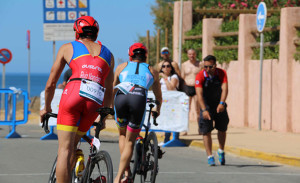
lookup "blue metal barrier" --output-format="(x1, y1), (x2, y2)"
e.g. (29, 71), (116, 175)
(143, 129), (187, 147)
(0, 88), (31, 138)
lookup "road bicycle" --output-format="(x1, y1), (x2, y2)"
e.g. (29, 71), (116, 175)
(130, 98), (164, 183)
(42, 107), (114, 183)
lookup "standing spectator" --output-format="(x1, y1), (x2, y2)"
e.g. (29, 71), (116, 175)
(57, 68), (72, 89)
(181, 49), (203, 135)
(195, 55), (229, 166)
(156, 47), (181, 76)
(159, 61), (179, 145)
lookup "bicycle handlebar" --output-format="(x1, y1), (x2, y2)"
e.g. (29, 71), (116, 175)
(94, 107), (115, 138)
(147, 98), (160, 106)
(42, 113), (57, 134)
(41, 107), (115, 139)
(146, 98), (159, 126)
(152, 111), (158, 126)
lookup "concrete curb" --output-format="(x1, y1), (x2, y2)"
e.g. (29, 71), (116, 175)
(184, 140), (300, 168)
(104, 127), (300, 168)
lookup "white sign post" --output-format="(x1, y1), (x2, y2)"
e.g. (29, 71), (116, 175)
(256, 2), (267, 131)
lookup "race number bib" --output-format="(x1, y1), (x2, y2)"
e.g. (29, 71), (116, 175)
(79, 79), (105, 105)
(114, 82), (135, 95)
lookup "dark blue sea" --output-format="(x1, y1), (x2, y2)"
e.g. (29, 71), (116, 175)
(0, 73), (63, 97)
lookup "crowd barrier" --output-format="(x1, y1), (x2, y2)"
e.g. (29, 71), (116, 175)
(40, 89), (62, 140)
(40, 90), (190, 147)
(0, 88), (31, 138)
(145, 91), (189, 147)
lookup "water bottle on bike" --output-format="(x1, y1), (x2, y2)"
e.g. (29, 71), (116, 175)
(75, 149), (85, 177)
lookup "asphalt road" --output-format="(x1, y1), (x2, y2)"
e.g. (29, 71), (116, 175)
(1, 125), (300, 183)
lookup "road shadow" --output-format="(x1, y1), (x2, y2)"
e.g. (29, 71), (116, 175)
(101, 139), (119, 144)
(225, 164), (281, 168)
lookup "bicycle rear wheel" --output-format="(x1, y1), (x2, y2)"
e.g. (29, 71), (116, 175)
(85, 150), (113, 183)
(131, 140), (142, 181)
(48, 156), (57, 183)
(140, 132), (158, 183)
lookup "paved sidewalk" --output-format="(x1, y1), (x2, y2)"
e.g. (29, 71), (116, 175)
(103, 118), (300, 167)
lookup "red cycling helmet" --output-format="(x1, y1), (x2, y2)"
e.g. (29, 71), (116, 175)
(73, 16), (99, 39)
(128, 43), (147, 57)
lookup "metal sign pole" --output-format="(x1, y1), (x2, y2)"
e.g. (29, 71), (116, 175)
(28, 46), (31, 98)
(1, 64), (5, 110)
(1, 65), (4, 89)
(256, 2), (266, 131)
(258, 33), (264, 131)
(27, 30), (31, 98)
(53, 41), (55, 63)
(178, 0), (183, 68)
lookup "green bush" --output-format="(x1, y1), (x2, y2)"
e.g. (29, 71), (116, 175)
(182, 21), (203, 62)
(294, 30), (300, 61)
(214, 20), (239, 63)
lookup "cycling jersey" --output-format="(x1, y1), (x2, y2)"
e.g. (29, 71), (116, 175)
(114, 61), (154, 132)
(119, 61), (154, 89)
(57, 40), (111, 135)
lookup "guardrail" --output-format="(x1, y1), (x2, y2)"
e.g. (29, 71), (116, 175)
(0, 88), (31, 138)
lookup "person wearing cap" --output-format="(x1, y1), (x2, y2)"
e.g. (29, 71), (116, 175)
(156, 47), (181, 77)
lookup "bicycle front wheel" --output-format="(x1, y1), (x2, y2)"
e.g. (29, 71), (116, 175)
(85, 150), (114, 183)
(140, 132), (158, 183)
(48, 156), (57, 183)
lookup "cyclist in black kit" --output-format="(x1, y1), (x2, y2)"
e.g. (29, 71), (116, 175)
(113, 43), (162, 183)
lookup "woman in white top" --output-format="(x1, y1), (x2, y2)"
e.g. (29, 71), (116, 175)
(159, 61), (180, 145)
(159, 61), (179, 91)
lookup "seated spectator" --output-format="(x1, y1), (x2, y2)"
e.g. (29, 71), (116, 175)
(159, 61), (179, 91)
(159, 61), (180, 145)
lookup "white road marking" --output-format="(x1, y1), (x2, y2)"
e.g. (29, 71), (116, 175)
(0, 173), (49, 176)
(206, 172), (300, 176)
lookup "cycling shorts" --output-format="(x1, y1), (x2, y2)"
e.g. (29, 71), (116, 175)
(114, 86), (147, 133)
(57, 81), (101, 136)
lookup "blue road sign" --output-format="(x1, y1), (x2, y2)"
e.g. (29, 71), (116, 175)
(0, 49), (12, 64)
(43, 0), (90, 41)
(256, 2), (267, 32)
(43, 0), (90, 24)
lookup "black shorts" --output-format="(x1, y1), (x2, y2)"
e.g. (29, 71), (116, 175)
(183, 85), (196, 97)
(199, 105), (229, 134)
(114, 86), (147, 133)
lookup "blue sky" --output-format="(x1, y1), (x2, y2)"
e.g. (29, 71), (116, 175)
(0, 0), (156, 74)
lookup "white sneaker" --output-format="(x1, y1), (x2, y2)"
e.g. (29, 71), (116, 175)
(158, 142), (164, 146)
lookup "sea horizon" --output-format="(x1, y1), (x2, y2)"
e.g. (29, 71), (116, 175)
(0, 73), (63, 97)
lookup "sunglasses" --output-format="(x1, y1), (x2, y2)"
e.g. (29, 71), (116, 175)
(162, 65), (171, 68)
(204, 65), (214, 69)
(161, 51), (169, 54)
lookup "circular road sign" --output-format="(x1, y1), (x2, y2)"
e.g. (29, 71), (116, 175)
(256, 2), (267, 32)
(0, 48), (12, 64)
